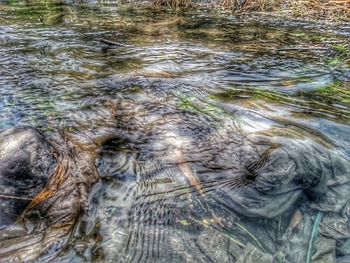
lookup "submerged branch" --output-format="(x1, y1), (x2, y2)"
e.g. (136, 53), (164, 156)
(0, 194), (33, 201)
(100, 38), (126, 47)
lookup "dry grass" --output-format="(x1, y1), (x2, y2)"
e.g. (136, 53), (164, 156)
(218, 0), (350, 20)
(219, 0), (284, 11)
(147, 0), (350, 20)
(286, 0), (350, 20)
(152, 0), (193, 9)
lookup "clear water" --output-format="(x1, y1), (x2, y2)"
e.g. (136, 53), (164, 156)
(0, 2), (350, 262)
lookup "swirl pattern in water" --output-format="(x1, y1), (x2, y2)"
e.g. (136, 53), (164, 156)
(0, 2), (350, 263)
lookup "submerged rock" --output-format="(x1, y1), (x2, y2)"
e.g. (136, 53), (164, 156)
(0, 108), (118, 262)
(0, 126), (56, 228)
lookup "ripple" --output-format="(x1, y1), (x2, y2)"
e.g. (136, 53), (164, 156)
(0, 2), (350, 262)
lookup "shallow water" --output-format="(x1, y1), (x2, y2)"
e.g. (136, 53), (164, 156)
(0, 2), (350, 262)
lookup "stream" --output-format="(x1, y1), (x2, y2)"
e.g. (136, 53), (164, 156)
(0, 2), (350, 262)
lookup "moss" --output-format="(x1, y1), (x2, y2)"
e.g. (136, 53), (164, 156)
(318, 82), (349, 94)
(212, 82), (350, 123)
(316, 82), (350, 105)
(326, 57), (343, 67)
(325, 43), (350, 71)
(174, 91), (231, 122)
(332, 43), (349, 53)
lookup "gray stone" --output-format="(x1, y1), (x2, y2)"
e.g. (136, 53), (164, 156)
(0, 126), (56, 228)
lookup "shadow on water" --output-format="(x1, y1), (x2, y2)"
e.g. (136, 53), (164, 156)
(0, 2), (350, 262)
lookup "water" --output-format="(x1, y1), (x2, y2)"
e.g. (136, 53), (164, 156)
(0, 2), (350, 262)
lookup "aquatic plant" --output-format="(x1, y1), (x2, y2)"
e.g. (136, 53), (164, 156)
(316, 81), (350, 105)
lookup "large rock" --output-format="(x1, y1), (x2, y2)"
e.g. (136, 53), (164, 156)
(0, 126), (56, 228)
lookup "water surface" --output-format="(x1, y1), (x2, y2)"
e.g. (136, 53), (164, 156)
(0, 2), (350, 262)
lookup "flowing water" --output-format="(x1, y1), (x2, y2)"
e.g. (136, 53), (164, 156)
(0, 2), (350, 262)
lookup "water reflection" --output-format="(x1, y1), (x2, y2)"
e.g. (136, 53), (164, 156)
(0, 2), (350, 262)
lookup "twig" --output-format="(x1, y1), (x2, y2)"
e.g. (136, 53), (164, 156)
(67, 6), (77, 20)
(275, 47), (329, 51)
(234, 222), (265, 252)
(320, 40), (349, 44)
(0, 194), (33, 201)
(100, 38), (125, 47)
